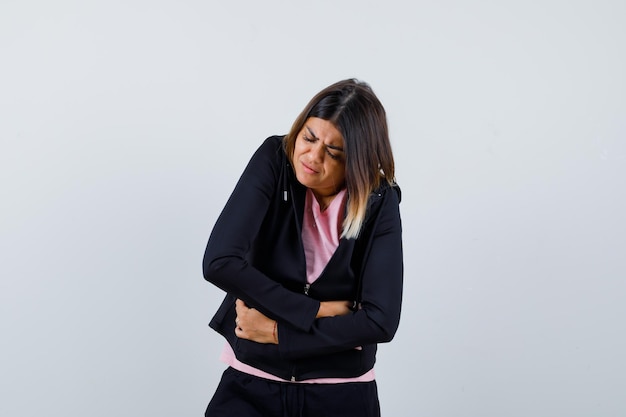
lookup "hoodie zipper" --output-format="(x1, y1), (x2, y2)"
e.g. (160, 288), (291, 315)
(284, 159), (309, 298)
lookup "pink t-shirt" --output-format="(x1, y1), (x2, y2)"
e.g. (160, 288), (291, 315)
(220, 188), (375, 383)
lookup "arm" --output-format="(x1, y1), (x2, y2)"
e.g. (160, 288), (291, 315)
(277, 186), (403, 358)
(203, 137), (320, 331)
(235, 187), (403, 355)
(234, 299), (352, 344)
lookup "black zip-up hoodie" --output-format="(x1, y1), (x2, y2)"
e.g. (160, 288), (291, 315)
(203, 136), (403, 381)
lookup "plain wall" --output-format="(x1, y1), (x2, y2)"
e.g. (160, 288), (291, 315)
(1, 1), (625, 416)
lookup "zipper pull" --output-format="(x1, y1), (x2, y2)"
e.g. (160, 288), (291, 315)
(304, 284), (310, 295)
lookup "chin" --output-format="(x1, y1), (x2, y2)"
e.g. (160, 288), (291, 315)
(295, 172), (311, 188)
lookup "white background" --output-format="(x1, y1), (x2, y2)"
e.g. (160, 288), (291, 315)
(1, 1), (625, 416)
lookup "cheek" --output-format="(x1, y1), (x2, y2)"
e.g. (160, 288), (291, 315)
(329, 163), (346, 180)
(293, 142), (306, 159)
(292, 142), (302, 158)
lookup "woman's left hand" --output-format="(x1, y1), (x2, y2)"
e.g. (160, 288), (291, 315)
(235, 299), (278, 344)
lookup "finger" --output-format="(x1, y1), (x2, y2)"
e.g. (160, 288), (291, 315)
(237, 299), (251, 307)
(235, 326), (245, 338)
(235, 300), (246, 316)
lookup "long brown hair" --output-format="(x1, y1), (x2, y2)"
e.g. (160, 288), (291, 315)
(284, 79), (395, 239)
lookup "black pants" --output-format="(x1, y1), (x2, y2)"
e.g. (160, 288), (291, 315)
(205, 367), (381, 417)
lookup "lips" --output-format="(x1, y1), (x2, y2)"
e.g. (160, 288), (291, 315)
(300, 161), (318, 174)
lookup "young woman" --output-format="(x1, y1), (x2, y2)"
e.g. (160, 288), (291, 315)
(203, 79), (403, 416)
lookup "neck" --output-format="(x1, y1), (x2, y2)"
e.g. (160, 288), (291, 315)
(312, 189), (343, 211)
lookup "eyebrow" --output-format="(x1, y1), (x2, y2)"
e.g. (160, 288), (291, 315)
(306, 126), (344, 152)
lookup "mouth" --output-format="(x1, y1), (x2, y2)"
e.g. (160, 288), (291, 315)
(300, 161), (318, 174)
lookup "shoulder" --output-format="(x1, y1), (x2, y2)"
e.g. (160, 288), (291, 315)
(369, 181), (402, 207)
(245, 135), (287, 171)
(257, 135), (286, 156)
(356, 181), (402, 236)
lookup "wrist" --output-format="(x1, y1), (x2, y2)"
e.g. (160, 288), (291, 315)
(316, 301), (325, 319)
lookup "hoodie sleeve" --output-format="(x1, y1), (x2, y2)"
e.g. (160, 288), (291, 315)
(202, 137), (320, 332)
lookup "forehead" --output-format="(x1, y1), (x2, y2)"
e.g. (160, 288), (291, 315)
(303, 117), (343, 144)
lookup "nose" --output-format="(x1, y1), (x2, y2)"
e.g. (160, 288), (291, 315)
(308, 142), (325, 162)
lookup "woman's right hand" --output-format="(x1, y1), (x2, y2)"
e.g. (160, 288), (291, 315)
(316, 300), (352, 318)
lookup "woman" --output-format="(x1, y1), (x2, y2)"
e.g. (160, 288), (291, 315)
(202, 79), (403, 416)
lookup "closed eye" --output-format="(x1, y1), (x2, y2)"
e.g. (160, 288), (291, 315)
(326, 149), (340, 160)
(302, 128), (344, 161)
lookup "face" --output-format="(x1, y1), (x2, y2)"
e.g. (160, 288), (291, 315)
(292, 117), (346, 202)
